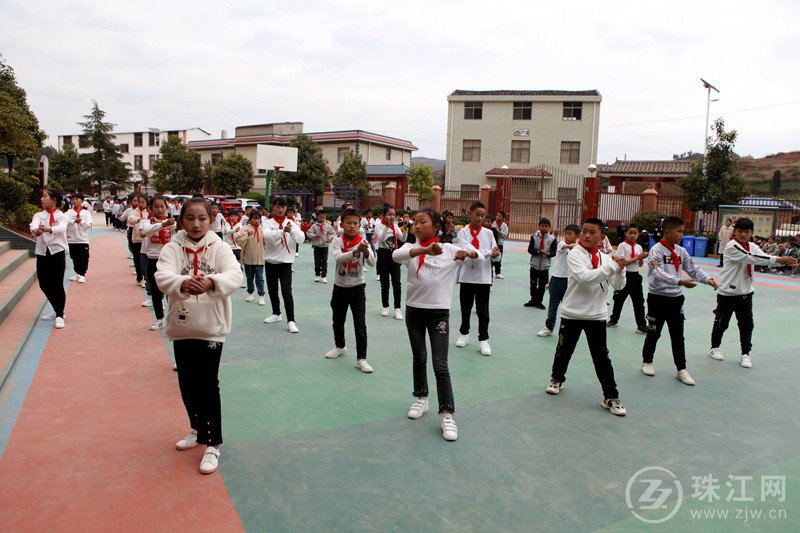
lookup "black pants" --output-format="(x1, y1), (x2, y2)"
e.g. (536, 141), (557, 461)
(331, 284), (367, 359)
(711, 293), (754, 355)
(313, 246), (329, 277)
(126, 227), (134, 255)
(550, 318), (619, 399)
(174, 339), (223, 446)
(459, 283), (491, 341)
(104, 212), (112, 225)
(146, 258), (165, 320)
(68, 243), (90, 276)
(609, 271), (646, 327)
(406, 306), (454, 414)
(377, 248), (402, 309)
(493, 244), (504, 275)
(529, 267), (549, 304)
(264, 262), (295, 321)
(130, 241), (143, 281)
(36, 250), (66, 318)
(140, 253), (151, 295)
(642, 294), (686, 370)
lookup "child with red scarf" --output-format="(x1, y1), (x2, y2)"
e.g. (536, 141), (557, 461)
(374, 204), (405, 320)
(325, 209), (376, 372)
(262, 196), (305, 333)
(30, 189), (69, 329)
(306, 210), (336, 283)
(66, 192), (93, 283)
(141, 195), (176, 331)
(642, 216), (717, 385)
(608, 224), (649, 333)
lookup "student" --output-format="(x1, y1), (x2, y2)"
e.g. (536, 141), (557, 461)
(608, 224), (649, 333)
(525, 218), (557, 309)
(30, 189), (69, 330)
(717, 218), (734, 267)
(127, 195), (149, 298)
(360, 209), (376, 252)
(438, 211), (458, 244)
(326, 208), (377, 373)
(140, 195), (176, 330)
(234, 211), (267, 305)
(709, 218), (797, 368)
(103, 196), (113, 226)
(641, 216), (718, 384)
(66, 192), (92, 283)
(307, 210), (336, 283)
(262, 196), (305, 333)
(287, 206), (301, 257)
(491, 211), (509, 279)
(210, 203), (225, 240)
(392, 208), (482, 441)
(537, 224), (580, 337)
(544, 218), (629, 416)
(399, 212), (416, 245)
(455, 201), (499, 356)
(374, 205), (405, 320)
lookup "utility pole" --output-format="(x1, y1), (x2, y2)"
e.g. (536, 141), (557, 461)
(699, 78), (719, 234)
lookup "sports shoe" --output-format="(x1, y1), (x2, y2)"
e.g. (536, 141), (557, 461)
(199, 447), (220, 474)
(676, 369), (696, 385)
(295, 252), (299, 257)
(41, 311), (57, 320)
(394, 308), (403, 321)
(479, 340), (492, 356)
(455, 334), (469, 347)
(641, 363), (655, 376)
(140, 280), (147, 288)
(636, 326), (648, 335)
(545, 379), (563, 395)
(495, 274), (505, 279)
(173, 363), (177, 371)
(441, 416), (458, 441)
(245, 294), (255, 302)
(740, 354), (752, 368)
(381, 307), (390, 317)
(709, 347), (724, 361)
(69, 275), (79, 281)
(54, 317), (65, 329)
(376, 275), (381, 281)
(77, 275), (86, 283)
(127, 254), (133, 259)
(407, 398), (429, 419)
(314, 276), (321, 283)
(537, 328), (552, 337)
(258, 296), (265, 306)
(287, 321), (299, 333)
(149, 319), (164, 331)
(263, 314), (282, 324)
(355, 359), (373, 373)
(321, 278), (328, 284)
(533, 303), (546, 310)
(602, 398), (627, 416)
(607, 321), (618, 328)
(142, 298), (152, 307)
(324, 347), (347, 359)
(176, 430), (198, 450)
(524, 300), (536, 307)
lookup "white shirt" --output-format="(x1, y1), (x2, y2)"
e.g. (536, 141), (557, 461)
(66, 207), (92, 244)
(560, 245), (626, 321)
(210, 212), (225, 232)
(456, 225), (495, 284)
(223, 220), (243, 250)
(332, 235), (376, 287)
(29, 210), (69, 256)
(262, 217), (305, 264)
(361, 217), (377, 234)
(550, 241), (573, 278)
(103, 200), (113, 213)
(374, 219), (404, 250)
(614, 240), (644, 272)
(141, 218), (175, 258)
(718, 240), (776, 296)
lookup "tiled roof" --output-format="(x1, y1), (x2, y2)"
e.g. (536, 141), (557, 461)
(597, 160), (693, 175)
(451, 89), (600, 97)
(188, 130), (417, 151)
(485, 167), (553, 178)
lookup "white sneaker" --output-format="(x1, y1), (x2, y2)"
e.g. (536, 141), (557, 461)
(641, 363), (655, 376)
(545, 379), (563, 395)
(315, 276), (321, 283)
(295, 252), (299, 257)
(149, 319), (164, 331)
(709, 347), (724, 361)
(455, 334), (469, 347)
(495, 274), (505, 279)
(41, 311), (57, 320)
(441, 416), (458, 441)
(77, 275), (86, 283)
(258, 296), (265, 306)
(479, 340), (492, 356)
(407, 398), (429, 419)
(537, 328), (552, 337)
(601, 397), (627, 416)
(264, 314), (282, 324)
(355, 359), (373, 373)
(176, 430), (198, 450)
(199, 447), (220, 474)
(69, 275), (79, 281)
(140, 280), (147, 288)
(240, 283), (246, 288)
(54, 317), (65, 329)
(740, 354), (752, 368)
(324, 347), (347, 359)
(127, 254), (133, 259)
(376, 275), (381, 281)
(245, 294), (255, 302)
(142, 298), (152, 307)
(173, 363), (178, 371)
(381, 307), (390, 317)
(287, 321), (299, 333)
(394, 308), (403, 321)
(676, 369), (696, 385)
(321, 278), (328, 284)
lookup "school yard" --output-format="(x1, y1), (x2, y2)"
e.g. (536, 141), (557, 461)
(0, 215), (798, 532)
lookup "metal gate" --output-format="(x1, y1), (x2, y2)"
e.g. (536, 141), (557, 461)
(332, 186), (359, 220)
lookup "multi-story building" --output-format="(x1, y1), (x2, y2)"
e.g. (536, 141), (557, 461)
(445, 89), (601, 194)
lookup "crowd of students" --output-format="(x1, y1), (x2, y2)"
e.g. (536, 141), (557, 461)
(28, 189), (799, 476)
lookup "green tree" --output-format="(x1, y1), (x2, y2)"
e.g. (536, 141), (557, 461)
(771, 169), (782, 196)
(50, 143), (86, 191)
(211, 153), (254, 196)
(152, 135), (202, 193)
(201, 160), (214, 194)
(0, 55), (46, 173)
(332, 150), (370, 200)
(678, 118), (748, 213)
(78, 100), (129, 193)
(406, 163), (434, 202)
(136, 168), (151, 193)
(272, 134), (329, 196)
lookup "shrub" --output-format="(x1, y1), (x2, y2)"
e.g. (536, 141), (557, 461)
(631, 210), (666, 233)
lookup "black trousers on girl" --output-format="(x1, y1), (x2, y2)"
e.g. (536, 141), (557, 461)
(174, 339), (223, 446)
(642, 294), (687, 370)
(145, 258), (165, 320)
(459, 283), (491, 341)
(331, 283), (367, 359)
(68, 243), (90, 276)
(313, 246), (329, 278)
(551, 318), (619, 400)
(406, 306), (455, 414)
(140, 254), (151, 296)
(130, 241), (143, 282)
(37, 250), (66, 318)
(377, 248), (401, 309)
(711, 293), (754, 355)
(493, 244), (504, 275)
(264, 262), (295, 321)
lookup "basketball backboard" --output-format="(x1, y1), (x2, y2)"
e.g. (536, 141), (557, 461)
(256, 144), (298, 173)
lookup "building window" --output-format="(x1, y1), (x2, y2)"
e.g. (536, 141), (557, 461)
(462, 139), (481, 162)
(337, 147), (351, 163)
(134, 132), (143, 147)
(148, 132), (160, 147)
(78, 135), (89, 148)
(513, 101), (532, 120)
(511, 140), (530, 163)
(149, 155), (158, 169)
(211, 152), (222, 165)
(460, 184), (480, 198)
(63, 136), (72, 145)
(134, 155), (143, 170)
(464, 101), (483, 120)
(560, 141), (581, 164)
(385, 147), (392, 160)
(119, 143), (129, 154)
(563, 102), (583, 121)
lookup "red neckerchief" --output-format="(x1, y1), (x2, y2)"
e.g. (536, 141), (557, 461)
(626, 239), (637, 259)
(469, 224), (481, 250)
(579, 243), (600, 269)
(539, 232), (547, 251)
(272, 216), (291, 253)
(660, 239), (681, 272)
(138, 208), (146, 219)
(342, 234), (363, 273)
(46, 208), (58, 226)
(184, 243), (209, 276)
(416, 237), (439, 277)
(252, 223), (262, 242)
(365, 216), (373, 230)
(383, 218), (397, 249)
(235, 214), (243, 225)
(74, 206), (83, 221)
(735, 239), (753, 278)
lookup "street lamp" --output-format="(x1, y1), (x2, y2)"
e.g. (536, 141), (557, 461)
(699, 78), (720, 234)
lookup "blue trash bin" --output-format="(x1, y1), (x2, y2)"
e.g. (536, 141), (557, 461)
(694, 236), (708, 257)
(681, 236), (695, 255)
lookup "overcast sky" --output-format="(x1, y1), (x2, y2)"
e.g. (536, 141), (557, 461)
(3, 0), (799, 164)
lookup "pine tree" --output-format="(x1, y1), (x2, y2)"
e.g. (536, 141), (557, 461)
(771, 169), (782, 196)
(77, 101), (129, 193)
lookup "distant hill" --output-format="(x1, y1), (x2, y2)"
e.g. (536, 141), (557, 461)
(411, 157), (445, 171)
(736, 152), (800, 193)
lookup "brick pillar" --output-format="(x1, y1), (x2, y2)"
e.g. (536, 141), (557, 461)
(432, 185), (442, 213)
(384, 183), (397, 207)
(480, 185), (491, 210)
(582, 176), (600, 220)
(641, 187), (658, 212)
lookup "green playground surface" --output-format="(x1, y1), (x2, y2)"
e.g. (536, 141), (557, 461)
(175, 242), (799, 531)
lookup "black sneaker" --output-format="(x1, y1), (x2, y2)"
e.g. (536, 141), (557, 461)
(636, 326), (648, 335)
(534, 303), (546, 310)
(524, 300), (536, 307)
(607, 321), (619, 328)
